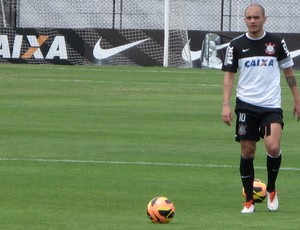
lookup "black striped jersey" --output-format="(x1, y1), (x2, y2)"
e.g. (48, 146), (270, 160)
(222, 31), (294, 108)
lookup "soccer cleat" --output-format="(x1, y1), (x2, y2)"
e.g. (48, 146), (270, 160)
(267, 191), (279, 211)
(241, 200), (255, 214)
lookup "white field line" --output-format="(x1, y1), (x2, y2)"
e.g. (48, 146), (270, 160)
(0, 157), (300, 171)
(1, 64), (300, 76)
(0, 64), (213, 75)
(1, 68), (298, 88)
(0, 77), (224, 87)
(0, 76), (296, 89)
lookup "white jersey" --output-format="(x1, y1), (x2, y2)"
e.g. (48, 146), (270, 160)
(222, 31), (294, 108)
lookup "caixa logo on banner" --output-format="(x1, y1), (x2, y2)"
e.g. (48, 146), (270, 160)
(0, 35), (68, 60)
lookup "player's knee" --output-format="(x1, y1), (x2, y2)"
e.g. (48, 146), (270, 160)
(241, 143), (256, 159)
(266, 144), (281, 157)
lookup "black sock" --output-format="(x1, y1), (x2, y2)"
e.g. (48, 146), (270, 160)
(266, 152), (282, 192)
(240, 157), (254, 202)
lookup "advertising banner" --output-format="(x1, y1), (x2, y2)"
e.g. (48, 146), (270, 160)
(1, 28), (300, 69)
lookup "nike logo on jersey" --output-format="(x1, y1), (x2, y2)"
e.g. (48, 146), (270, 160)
(242, 48), (250, 52)
(93, 37), (150, 60)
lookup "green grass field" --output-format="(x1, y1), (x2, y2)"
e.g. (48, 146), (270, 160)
(1, 64), (300, 229)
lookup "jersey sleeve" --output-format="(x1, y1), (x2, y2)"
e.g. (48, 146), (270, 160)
(221, 41), (238, 73)
(278, 38), (294, 69)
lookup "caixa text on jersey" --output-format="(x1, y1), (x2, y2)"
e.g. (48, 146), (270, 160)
(245, 58), (275, 67)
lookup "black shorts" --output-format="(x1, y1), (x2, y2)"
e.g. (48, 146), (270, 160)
(235, 98), (284, 142)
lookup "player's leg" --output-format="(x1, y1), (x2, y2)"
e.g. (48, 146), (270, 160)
(262, 122), (282, 211)
(235, 108), (259, 213)
(263, 122), (282, 158)
(240, 140), (256, 200)
(239, 140), (256, 213)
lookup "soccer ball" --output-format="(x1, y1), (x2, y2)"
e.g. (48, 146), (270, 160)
(242, 179), (267, 202)
(147, 196), (175, 223)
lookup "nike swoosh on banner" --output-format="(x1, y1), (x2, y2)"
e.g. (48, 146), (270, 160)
(290, 49), (300, 59)
(182, 39), (229, 61)
(182, 40), (300, 61)
(93, 37), (150, 60)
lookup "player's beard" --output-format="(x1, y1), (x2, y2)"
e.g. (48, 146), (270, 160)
(247, 25), (264, 38)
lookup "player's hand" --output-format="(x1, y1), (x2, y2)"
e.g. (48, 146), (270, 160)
(222, 104), (233, 126)
(293, 100), (300, 121)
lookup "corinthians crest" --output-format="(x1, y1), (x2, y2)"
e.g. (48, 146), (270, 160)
(265, 42), (276, 55)
(238, 124), (247, 136)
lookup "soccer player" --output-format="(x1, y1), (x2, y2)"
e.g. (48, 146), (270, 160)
(221, 3), (300, 213)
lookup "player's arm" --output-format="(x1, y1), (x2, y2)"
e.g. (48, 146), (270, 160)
(222, 71), (235, 126)
(283, 67), (300, 120)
